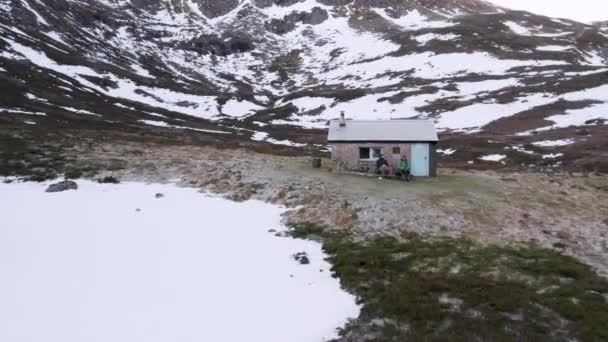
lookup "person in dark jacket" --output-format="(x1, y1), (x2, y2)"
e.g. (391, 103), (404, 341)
(376, 154), (390, 176)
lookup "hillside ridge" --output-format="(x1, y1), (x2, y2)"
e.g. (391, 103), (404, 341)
(0, 0), (607, 170)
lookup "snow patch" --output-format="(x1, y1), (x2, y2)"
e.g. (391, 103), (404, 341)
(536, 45), (570, 52)
(0, 108), (47, 116)
(437, 148), (456, 155)
(61, 106), (101, 116)
(326, 52), (565, 88)
(542, 153), (564, 159)
(0, 180), (360, 342)
(139, 119), (170, 127)
(175, 126), (231, 134)
(454, 78), (520, 96)
(582, 50), (606, 66)
(436, 93), (556, 131)
(509, 145), (535, 155)
(415, 33), (459, 44)
(504, 21), (530, 35)
(374, 9), (453, 30)
(130, 64), (153, 78)
(532, 139), (575, 147)
(1, 38), (221, 120)
(252, 131), (307, 147)
(44, 31), (69, 47)
(539, 84), (608, 129)
(20, 0), (49, 26)
(479, 154), (506, 162)
(535, 31), (573, 38)
(261, 0), (332, 20)
(25, 93), (49, 102)
(222, 99), (264, 118)
(138, 120), (231, 134)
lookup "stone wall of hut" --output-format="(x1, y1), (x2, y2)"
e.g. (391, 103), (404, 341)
(330, 143), (412, 173)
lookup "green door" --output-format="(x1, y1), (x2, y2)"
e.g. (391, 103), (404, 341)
(411, 143), (429, 177)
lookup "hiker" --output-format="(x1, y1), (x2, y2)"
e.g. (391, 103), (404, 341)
(397, 155), (411, 181)
(376, 154), (390, 176)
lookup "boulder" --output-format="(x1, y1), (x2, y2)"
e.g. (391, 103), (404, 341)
(45, 180), (78, 193)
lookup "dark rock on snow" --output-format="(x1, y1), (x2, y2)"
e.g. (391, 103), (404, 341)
(293, 252), (310, 265)
(45, 180), (78, 193)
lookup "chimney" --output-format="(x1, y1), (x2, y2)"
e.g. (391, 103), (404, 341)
(339, 111), (346, 127)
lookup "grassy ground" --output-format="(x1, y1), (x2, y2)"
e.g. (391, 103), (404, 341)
(293, 161), (505, 199)
(289, 223), (608, 342)
(0, 132), (125, 182)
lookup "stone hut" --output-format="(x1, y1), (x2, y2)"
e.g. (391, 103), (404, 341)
(328, 114), (439, 177)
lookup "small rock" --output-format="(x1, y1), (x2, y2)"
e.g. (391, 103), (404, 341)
(136, 208), (142, 212)
(391, 252), (410, 261)
(293, 252), (310, 265)
(553, 242), (567, 249)
(45, 180), (78, 193)
(98, 176), (120, 184)
(557, 231), (571, 240)
(268, 229), (277, 233)
(155, 193), (164, 199)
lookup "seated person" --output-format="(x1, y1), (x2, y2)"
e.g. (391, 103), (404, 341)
(397, 155), (410, 180)
(376, 154), (390, 176)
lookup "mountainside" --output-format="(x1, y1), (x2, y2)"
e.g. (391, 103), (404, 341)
(1, 0), (607, 171)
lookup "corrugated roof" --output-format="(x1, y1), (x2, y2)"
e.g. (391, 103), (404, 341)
(328, 119), (438, 142)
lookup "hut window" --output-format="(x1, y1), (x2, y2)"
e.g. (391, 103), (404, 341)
(359, 147), (382, 160)
(392, 147), (400, 154)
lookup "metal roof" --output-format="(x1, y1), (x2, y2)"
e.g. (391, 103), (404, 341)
(328, 119), (439, 142)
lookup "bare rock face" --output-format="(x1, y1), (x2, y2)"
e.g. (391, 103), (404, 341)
(317, 0), (497, 14)
(255, 0), (304, 8)
(192, 0), (241, 18)
(180, 34), (255, 56)
(266, 7), (329, 34)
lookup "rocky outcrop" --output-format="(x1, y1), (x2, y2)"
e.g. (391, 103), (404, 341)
(265, 7), (329, 34)
(180, 34), (255, 56)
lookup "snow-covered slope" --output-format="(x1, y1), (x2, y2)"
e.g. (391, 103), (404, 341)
(1, 0), (607, 168)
